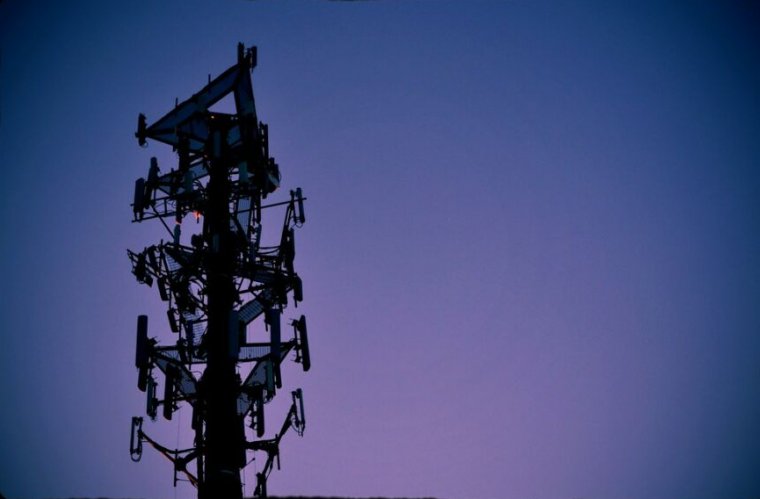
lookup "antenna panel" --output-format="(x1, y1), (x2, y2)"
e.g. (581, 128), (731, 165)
(293, 388), (305, 431)
(292, 275), (303, 304)
(133, 178), (145, 217)
(157, 277), (170, 301)
(138, 365), (148, 392)
(134, 253), (153, 286)
(265, 359), (275, 394)
(130, 417), (143, 462)
(147, 157), (159, 194)
(146, 377), (158, 420)
(292, 187), (305, 224)
(255, 390), (265, 437)
(266, 309), (282, 389)
(294, 315), (310, 372)
(163, 365), (177, 420)
(135, 315), (149, 368)
(167, 309), (179, 333)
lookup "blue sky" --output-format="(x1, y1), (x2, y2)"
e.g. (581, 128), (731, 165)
(1, 2), (759, 499)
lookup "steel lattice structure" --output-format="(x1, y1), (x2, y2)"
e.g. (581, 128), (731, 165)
(127, 44), (310, 499)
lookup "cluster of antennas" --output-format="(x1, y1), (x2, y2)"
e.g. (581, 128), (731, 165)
(127, 185), (306, 362)
(130, 312), (309, 423)
(127, 43), (310, 498)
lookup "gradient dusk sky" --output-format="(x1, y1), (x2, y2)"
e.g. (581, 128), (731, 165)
(1, 2), (759, 499)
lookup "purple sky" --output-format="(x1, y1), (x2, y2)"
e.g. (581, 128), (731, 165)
(1, 2), (759, 499)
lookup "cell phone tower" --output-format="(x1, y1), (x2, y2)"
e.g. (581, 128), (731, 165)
(127, 43), (311, 499)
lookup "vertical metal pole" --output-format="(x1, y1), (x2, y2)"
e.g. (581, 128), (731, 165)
(196, 422), (205, 496)
(200, 123), (244, 499)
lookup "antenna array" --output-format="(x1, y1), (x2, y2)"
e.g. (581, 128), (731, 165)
(127, 44), (310, 499)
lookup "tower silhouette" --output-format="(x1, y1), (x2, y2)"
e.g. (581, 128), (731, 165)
(128, 44), (310, 499)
